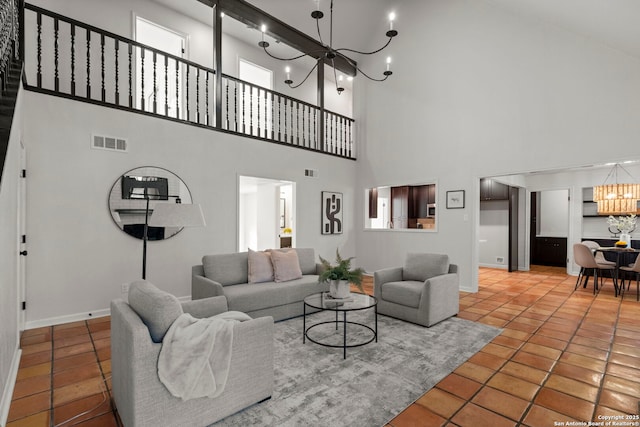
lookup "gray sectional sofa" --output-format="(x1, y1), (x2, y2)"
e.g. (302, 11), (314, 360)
(192, 248), (328, 321)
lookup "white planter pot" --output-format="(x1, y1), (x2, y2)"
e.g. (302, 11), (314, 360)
(329, 280), (351, 299)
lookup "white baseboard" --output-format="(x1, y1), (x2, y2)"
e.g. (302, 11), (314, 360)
(0, 347), (22, 427)
(478, 263), (508, 270)
(24, 295), (192, 330)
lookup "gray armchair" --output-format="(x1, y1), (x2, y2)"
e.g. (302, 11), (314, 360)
(374, 253), (459, 327)
(111, 281), (274, 427)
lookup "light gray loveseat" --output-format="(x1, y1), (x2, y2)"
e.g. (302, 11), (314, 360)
(111, 281), (274, 427)
(374, 253), (459, 327)
(192, 248), (329, 321)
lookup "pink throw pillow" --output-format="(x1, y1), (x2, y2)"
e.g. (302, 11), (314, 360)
(248, 249), (274, 283)
(271, 250), (303, 282)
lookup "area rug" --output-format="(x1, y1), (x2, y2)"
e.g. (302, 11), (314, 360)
(213, 311), (501, 427)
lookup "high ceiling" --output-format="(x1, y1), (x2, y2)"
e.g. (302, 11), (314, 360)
(151, 0), (640, 61)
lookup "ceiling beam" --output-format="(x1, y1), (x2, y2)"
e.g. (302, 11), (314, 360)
(197, 0), (357, 76)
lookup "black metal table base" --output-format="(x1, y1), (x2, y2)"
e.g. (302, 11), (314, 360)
(303, 302), (378, 359)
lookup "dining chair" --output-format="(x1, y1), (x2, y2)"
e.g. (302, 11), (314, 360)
(582, 241), (616, 267)
(619, 256), (640, 301)
(573, 243), (617, 295)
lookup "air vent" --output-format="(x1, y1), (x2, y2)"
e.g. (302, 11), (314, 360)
(304, 169), (318, 178)
(91, 134), (128, 153)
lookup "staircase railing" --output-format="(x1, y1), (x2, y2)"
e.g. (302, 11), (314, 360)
(22, 3), (355, 159)
(0, 0), (21, 184)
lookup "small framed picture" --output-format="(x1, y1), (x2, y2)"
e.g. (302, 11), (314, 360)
(446, 190), (465, 209)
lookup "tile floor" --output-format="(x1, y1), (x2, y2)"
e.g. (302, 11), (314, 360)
(7, 266), (640, 426)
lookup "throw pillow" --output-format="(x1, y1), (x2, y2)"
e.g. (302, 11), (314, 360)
(128, 280), (183, 343)
(271, 249), (303, 282)
(248, 249), (274, 283)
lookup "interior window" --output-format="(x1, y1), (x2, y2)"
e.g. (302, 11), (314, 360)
(365, 183), (437, 231)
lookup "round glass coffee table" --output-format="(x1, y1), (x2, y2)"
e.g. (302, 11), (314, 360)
(303, 292), (378, 359)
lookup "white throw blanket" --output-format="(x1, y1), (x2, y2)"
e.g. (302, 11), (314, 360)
(158, 311), (251, 401)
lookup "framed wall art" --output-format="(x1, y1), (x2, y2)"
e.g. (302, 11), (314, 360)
(321, 191), (343, 234)
(446, 190), (465, 209)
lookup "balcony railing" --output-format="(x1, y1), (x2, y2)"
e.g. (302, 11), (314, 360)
(22, 3), (355, 159)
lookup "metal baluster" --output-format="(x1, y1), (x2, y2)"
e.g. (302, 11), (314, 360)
(175, 60), (179, 118)
(249, 84), (253, 135)
(242, 83), (246, 133)
(225, 79), (229, 129)
(140, 48), (145, 110)
(257, 88), (261, 137)
(290, 100), (294, 144)
(185, 64), (189, 121)
(128, 44), (132, 108)
(86, 28), (91, 98)
(283, 97), (287, 142)
(296, 103), (300, 145)
(196, 67), (200, 123)
(325, 112), (329, 152)
(36, 12), (41, 88)
(301, 104), (305, 147)
(205, 70), (209, 126)
(152, 51), (157, 113)
(264, 90), (268, 139)
(341, 117), (345, 157)
(277, 95), (281, 141)
(271, 92), (275, 140)
(54, 18), (59, 91)
(70, 23), (75, 95)
(114, 40), (119, 105)
(234, 82), (238, 132)
(164, 55), (168, 115)
(100, 34), (105, 101)
(313, 108), (317, 149)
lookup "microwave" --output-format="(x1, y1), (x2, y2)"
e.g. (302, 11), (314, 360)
(427, 203), (436, 218)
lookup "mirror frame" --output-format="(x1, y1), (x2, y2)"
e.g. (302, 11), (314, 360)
(108, 166), (194, 240)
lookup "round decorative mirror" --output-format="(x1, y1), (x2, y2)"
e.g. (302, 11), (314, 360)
(108, 166), (193, 240)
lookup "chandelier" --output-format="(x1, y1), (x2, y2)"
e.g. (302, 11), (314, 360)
(593, 163), (640, 215)
(258, 0), (398, 94)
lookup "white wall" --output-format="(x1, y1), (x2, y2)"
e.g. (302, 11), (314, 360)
(355, 0), (640, 291)
(0, 88), (23, 424)
(22, 92), (356, 326)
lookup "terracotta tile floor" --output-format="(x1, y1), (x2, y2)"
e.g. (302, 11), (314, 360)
(8, 266), (640, 426)
(388, 266), (640, 427)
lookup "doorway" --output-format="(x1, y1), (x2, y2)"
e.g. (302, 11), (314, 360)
(238, 176), (295, 251)
(134, 16), (187, 117)
(529, 189), (569, 268)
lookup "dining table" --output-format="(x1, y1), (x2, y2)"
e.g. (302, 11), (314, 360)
(595, 247), (640, 297)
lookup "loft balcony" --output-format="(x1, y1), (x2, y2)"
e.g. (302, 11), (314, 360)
(21, 3), (356, 160)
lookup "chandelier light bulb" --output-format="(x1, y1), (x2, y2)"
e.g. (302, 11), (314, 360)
(338, 75), (343, 81)
(347, 76), (353, 81)
(220, 12), (225, 18)
(389, 12), (396, 30)
(386, 56), (391, 70)
(285, 66), (291, 80)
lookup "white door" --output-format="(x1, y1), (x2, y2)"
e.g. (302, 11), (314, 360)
(135, 17), (187, 118)
(239, 59), (273, 137)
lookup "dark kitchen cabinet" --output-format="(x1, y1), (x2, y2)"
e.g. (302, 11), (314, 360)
(531, 237), (567, 267)
(480, 178), (509, 201)
(368, 188), (378, 218)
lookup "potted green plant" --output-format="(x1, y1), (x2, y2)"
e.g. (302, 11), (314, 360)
(319, 249), (365, 298)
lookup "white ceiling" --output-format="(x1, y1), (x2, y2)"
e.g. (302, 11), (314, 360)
(151, 0), (640, 61)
